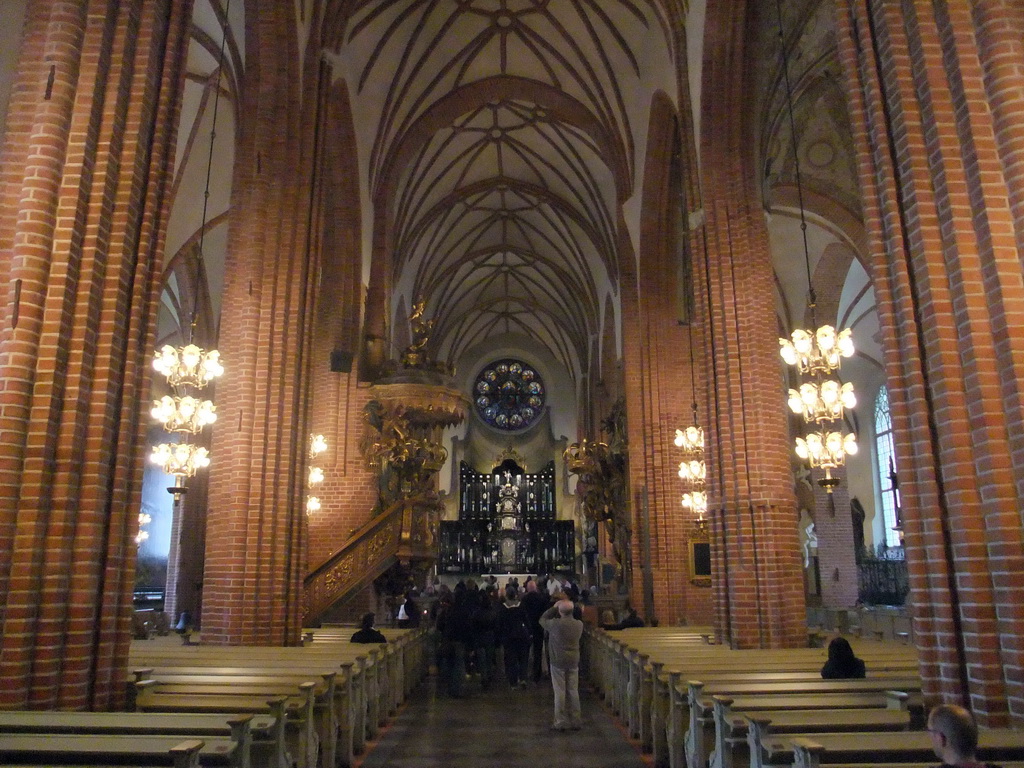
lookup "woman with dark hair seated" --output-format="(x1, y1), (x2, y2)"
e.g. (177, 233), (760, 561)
(350, 612), (387, 644)
(821, 636), (866, 679)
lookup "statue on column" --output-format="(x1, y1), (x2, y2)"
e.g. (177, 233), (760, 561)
(563, 399), (631, 586)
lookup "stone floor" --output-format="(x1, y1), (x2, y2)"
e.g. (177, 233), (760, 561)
(357, 673), (651, 768)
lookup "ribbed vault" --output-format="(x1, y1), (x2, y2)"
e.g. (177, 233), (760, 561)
(323, 0), (678, 383)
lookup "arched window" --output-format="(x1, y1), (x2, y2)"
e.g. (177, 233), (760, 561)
(874, 387), (901, 547)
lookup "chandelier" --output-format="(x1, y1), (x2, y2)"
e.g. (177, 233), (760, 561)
(676, 333), (707, 524)
(774, 0), (857, 491)
(307, 434), (327, 515)
(135, 512), (153, 546)
(142, 1), (232, 546)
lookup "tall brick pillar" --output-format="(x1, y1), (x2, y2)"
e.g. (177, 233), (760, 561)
(200, 6), (322, 646)
(811, 471), (859, 608)
(620, 91), (713, 627)
(699, 0), (807, 649)
(835, 0), (1024, 724)
(0, 0), (193, 708)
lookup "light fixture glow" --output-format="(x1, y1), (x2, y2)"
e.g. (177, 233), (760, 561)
(150, 442), (211, 478)
(681, 490), (707, 516)
(678, 459), (707, 483)
(308, 466), (324, 486)
(153, 344), (224, 389)
(674, 425), (704, 453)
(774, 0), (857, 493)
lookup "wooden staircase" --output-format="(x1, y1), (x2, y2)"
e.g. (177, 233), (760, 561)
(303, 495), (438, 623)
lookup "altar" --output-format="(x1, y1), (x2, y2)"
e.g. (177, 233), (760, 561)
(438, 459), (574, 574)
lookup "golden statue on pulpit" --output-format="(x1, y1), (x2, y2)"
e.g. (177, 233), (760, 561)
(401, 298), (433, 369)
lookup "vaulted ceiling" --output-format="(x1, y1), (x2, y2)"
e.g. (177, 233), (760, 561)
(159, 0), (870, 398)
(326, 0), (682, 381)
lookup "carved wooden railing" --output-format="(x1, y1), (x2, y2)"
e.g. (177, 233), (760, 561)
(303, 495), (438, 622)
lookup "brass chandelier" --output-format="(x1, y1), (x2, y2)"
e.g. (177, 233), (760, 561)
(145, 1), (231, 540)
(774, 0), (857, 491)
(677, 335), (707, 520)
(307, 433), (328, 515)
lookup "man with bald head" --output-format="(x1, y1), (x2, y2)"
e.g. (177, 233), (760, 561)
(540, 599), (584, 730)
(927, 704), (1001, 768)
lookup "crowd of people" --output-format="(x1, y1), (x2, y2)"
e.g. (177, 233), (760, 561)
(354, 584), (999, 762)
(422, 573), (636, 729)
(426, 575), (592, 697)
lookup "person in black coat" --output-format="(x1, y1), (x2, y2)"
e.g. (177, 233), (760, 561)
(397, 591), (420, 628)
(821, 636), (866, 679)
(471, 589), (500, 689)
(603, 607), (644, 630)
(521, 580), (551, 681)
(437, 584), (474, 697)
(350, 612), (387, 644)
(499, 587), (532, 688)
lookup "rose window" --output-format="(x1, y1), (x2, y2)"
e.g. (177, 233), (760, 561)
(473, 359), (545, 430)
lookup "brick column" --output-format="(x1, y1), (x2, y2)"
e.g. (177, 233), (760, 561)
(699, 0), (807, 649)
(0, 0), (192, 708)
(200, 5), (322, 646)
(619, 91), (712, 627)
(835, 0), (1024, 724)
(811, 471), (859, 608)
(974, 0), (1024, 272)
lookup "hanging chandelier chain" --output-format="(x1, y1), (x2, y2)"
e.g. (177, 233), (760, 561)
(688, 328), (699, 423)
(192, 0), (234, 342)
(774, 0), (817, 323)
(774, 0), (858, 492)
(146, 1), (231, 496)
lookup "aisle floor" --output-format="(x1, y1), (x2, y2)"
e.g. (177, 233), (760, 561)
(357, 673), (651, 768)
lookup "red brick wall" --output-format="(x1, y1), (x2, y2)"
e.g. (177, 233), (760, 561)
(811, 469), (859, 608)
(698, 0), (807, 649)
(835, 0), (1024, 724)
(303, 74), (380, 576)
(620, 91), (713, 627)
(202, 2), (312, 646)
(0, 0), (193, 708)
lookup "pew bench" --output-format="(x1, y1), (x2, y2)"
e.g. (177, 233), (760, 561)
(686, 684), (917, 768)
(0, 711), (266, 768)
(741, 709), (911, 768)
(786, 732), (1024, 768)
(0, 734), (234, 768)
(134, 672), (334, 768)
(130, 639), (405, 731)
(583, 626), (922, 768)
(791, 764), (1024, 768)
(130, 653), (379, 766)
(133, 691), (290, 768)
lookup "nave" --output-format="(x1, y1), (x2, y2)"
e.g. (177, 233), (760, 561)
(357, 676), (648, 768)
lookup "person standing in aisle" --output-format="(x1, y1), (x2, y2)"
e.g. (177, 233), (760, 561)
(539, 599), (583, 730)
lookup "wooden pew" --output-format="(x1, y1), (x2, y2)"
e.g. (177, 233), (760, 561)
(686, 683), (917, 768)
(131, 629), (423, 731)
(741, 709), (910, 768)
(129, 654), (369, 766)
(134, 670), (335, 768)
(0, 711), (269, 768)
(0, 735), (229, 768)
(583, 626), (920, 768)
(787, 731), (1024, 768)
(133, 690), (290, 768)
(135, 680), (317, 768)
(128, 628), (429, 767)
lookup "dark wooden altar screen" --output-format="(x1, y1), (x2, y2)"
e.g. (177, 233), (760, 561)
(439, 459), (574, 574)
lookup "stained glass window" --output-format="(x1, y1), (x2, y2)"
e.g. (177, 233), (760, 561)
(874, 387), (901, 548)
(473, 359), (545, 430)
